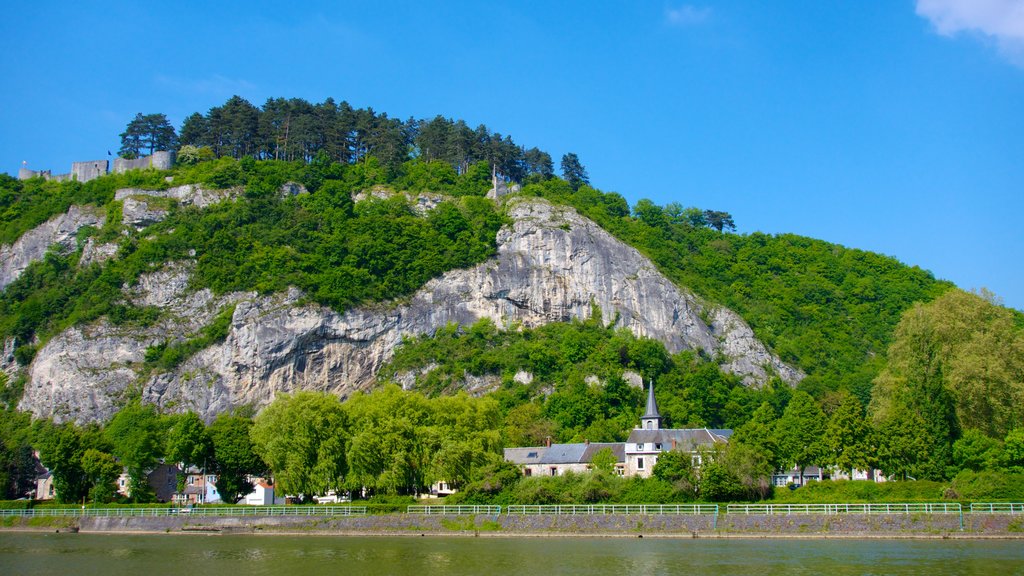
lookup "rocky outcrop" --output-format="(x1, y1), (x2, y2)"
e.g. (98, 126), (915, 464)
(20, 197), (802, 423)
(0, 205), (105, 291)
(114, 184), (240, 209)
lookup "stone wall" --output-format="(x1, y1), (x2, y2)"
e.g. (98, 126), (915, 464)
(39, 512), (1021, 537)
(71, 160), (108, 182)
(113, 151), (175, 173)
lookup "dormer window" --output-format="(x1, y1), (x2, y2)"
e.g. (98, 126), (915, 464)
(636, 443), (644, 451)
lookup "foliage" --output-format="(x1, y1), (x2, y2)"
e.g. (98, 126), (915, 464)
(771, 479), (946, 503)
(651, 449), (698, 499)
(871, 289), (1024, 440)
(80, 448), (120, 503)
(946, 470), (1024, 501)
(821, 392), (874, 476)
(560, 153), (588, 190)
(772, 391), (825, 474)
(520, 177), (953, 396)
(250, 392), (349, 499)
(208, 414), (265, 504)
(119, 113), (177, 158)
(165, 411), (213, 471)
(104, 401), (164, 502)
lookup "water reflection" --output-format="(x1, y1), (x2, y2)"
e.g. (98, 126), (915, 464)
(1, 534), (1022, 576)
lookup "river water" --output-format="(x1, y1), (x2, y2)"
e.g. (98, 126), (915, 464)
(1, 533), (1022, 575)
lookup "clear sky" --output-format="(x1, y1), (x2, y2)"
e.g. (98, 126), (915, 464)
(3, 1), (1023, 310)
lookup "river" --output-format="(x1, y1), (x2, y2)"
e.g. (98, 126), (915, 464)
(1, 533), (1022, 575)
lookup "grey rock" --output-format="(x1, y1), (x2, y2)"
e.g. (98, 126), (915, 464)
(79, 238), (119, 267)
(0, 205), (104, 290)
(121, 197), (168, 229)
(114, 184), (240, 209)
(20, 197), (803, 424)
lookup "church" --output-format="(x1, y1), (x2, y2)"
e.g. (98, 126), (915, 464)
(504, 380), (732, 478)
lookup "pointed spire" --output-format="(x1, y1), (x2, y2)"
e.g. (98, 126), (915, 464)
(641, 379), (661, 430)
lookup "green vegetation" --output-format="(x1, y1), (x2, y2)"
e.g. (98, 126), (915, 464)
(385, 315), (791, 443)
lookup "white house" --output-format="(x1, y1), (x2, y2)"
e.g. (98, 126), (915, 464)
(244, 480), (285, 505)
(504, 381), (730, 478)
(623, 381), (731, 477)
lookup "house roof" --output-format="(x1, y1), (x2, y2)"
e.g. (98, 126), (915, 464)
(505, 443), (625, 465)
(626, 428), (732, 449)
(504, 447), (547, 465)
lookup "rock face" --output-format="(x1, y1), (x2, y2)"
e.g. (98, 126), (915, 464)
(0, 205), (104, 290)
(114, 184), (241, 209)
(18, 197), (803, 424)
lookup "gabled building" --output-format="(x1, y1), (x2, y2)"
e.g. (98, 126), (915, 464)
(504, 380), (730, 478)
(505, 441), (626, 477)
(624, 381), (731, 477)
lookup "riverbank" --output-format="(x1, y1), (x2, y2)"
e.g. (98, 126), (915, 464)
(2, 513), (1022, 538)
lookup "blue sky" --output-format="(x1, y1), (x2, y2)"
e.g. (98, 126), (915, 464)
(3, 1), (1023, 310)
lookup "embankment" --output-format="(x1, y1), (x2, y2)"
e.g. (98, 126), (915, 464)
(4, 513), (1022, 538)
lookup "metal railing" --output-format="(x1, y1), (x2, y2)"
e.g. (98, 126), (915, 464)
(0, 506), (367, 518)
(406, 505), (501, 515)
(505, 504), (718, 515)
(970, 503), (1024, 514)
(726, 503), (962, 515)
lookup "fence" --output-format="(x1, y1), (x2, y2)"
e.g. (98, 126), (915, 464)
(0, 506), (367, 518)
(406, 505), (501, 515)
(505, 504), (718, 515)
(970, 503), (1024, 514)
(726, 503), (962, 515)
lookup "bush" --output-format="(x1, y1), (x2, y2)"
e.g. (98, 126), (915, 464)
(770, 479), (947, 503)
(946, 470), (1024, 501)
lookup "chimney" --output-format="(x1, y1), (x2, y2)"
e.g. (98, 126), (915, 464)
(584, 438), (590, 445)
(545, 436), (552, 447)
(671, 439), (676, 450)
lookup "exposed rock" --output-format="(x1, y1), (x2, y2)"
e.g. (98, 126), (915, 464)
(121, 197), (168, 229)
(621, 371), (644, 389)
(79, 238), (119, 267)
(1, 337), (16, 380)
(114, 184), (240, 209)
(20, 197), (803, 424)
(279, 182), (307, 197)
(353, 188), (444, 215)
(513, 371), (533, 385)
(0, 205), (104, 290)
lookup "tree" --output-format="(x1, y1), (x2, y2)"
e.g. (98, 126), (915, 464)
(166, 412), (213, 472)
(702, 210), (736, 232)
(560, 153), (589, 190)
(209, 414), (265, 504)
(1004, 429), (1024, 473)
(952, 429), (1003, 472)
(772, 391), (825, 479)
(732, 402), (779, 469)
(250, 392), (349, 499)
(81, 448), (121, 503)
(821, 392), (874, 478)
(590, 447), (618, 476)
(651, 448), (698, 499)
(119, 113), (178, 158)
(104, 401), (164, 502)
(35, 423), (88, 503)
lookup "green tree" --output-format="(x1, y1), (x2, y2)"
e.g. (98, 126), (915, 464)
(821, 392), (874, 478)
(651, 449), (698, 499)
(1003, 429), (1024, 473)
(250, 392), (349, 499)
(560, 153), (589, 190)
(952, 429), (1003, 472)
(732, 402), (779, 469)
(119, 113), (178, 158)
(166, 411), (213, 485)
(702, 210), (736, 232)
(772, 391), (825, 478)
(590, 447), (618, 476)
(209, 414), (265, 504)
(104, 402), (164, 502)
(35, 423), (88, 503)
(81, 448), (121, 503)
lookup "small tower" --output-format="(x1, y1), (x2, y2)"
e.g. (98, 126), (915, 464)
(641, 379), (662, 430)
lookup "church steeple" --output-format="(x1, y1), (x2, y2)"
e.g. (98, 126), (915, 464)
(641, 379), (661, 430)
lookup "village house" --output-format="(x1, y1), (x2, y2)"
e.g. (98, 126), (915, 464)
(504, 380), (730, 478)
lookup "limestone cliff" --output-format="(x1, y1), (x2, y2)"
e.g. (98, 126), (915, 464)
(18, 195), (802, 423)
(0, 205), (104, 291)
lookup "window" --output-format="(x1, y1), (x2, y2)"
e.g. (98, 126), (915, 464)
(655, 443), (662, 451)
(524, 468), (532, 477)
(527, 451), (538, 458)
(550, 467), (558, 476)
(636, 443), (644, 451)
(637, 457), (645, 470)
